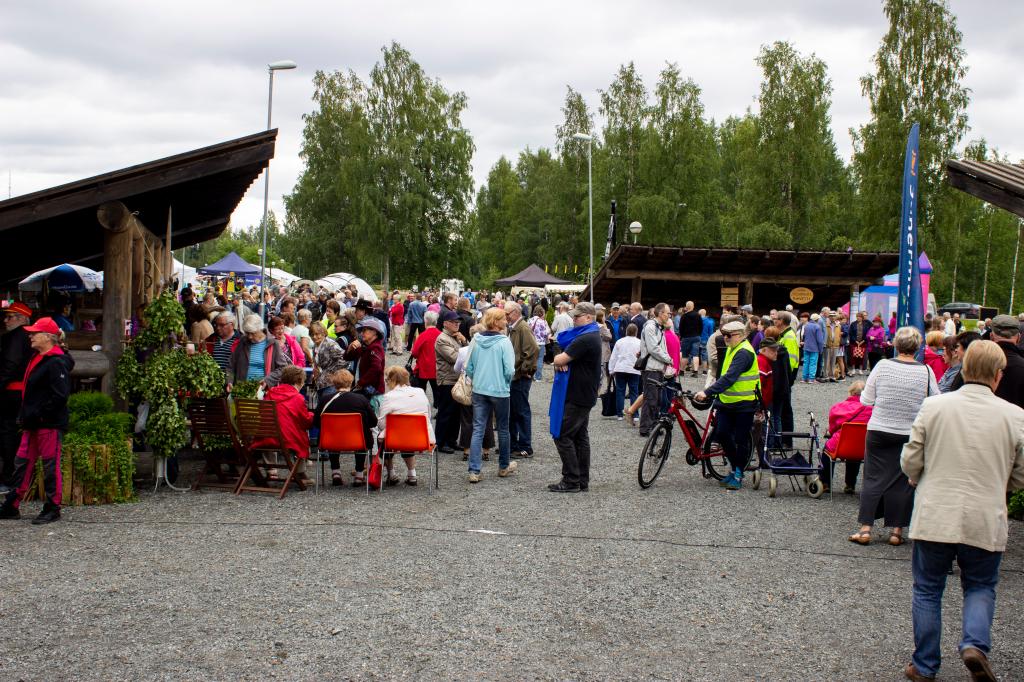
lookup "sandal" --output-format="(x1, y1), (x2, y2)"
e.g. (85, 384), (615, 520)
(351, 472), (366, 487)
(406, 475), (418, 486)
(386, 474), (401, 487)
(331, 472), (344, 487)
(848, 530), (872, 545)
(483, 451), (490, 461)
(888, 532), (906, 546)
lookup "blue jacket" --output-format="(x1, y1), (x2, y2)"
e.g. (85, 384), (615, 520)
(465, 332), (514, 398)
(701, 316), (715, 343)
(802, 321), (825, 353)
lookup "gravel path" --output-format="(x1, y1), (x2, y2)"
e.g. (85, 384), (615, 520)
(2, 361), (1022, 681)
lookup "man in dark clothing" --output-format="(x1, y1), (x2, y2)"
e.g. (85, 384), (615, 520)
(0, 318), (74, 524)
(316, 368), (378, 486)
(506, 301), (539, 458)
(989, 315), (1024, 410)
(678, 301), (704, 377)
(435, 292), (459, 330)
(354, 299), (390, 343)
(0, 302), (34, 490)
(548, 302), (603, 493)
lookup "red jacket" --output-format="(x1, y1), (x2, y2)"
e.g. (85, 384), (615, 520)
(410, 327), (441, 380)
(824, 395), (873, 454)
(254, 384), (312, 459)
(756, 354), (773, 406)
(344, 339), (385, 394)
(923, 347), (947, 381)
(389, 302), (405, 326)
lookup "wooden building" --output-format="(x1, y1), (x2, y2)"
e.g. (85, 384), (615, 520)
(584, 244), (899, 311)
(0, 130), (277, 392)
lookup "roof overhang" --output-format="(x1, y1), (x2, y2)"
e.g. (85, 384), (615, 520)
(946, 158), (1024, 219)
(0, 130), (277, 284)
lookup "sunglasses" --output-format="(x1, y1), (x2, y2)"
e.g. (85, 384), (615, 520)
(723, 331), (742, 338)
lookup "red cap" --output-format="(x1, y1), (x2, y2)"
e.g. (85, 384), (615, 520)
(23, 317), (61, 335)
(4, 302), (33, 318)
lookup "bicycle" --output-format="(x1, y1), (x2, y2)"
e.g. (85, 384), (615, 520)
(636, 380), (754, 488)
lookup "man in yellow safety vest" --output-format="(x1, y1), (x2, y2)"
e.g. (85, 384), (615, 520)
(696, 320), (760, 490)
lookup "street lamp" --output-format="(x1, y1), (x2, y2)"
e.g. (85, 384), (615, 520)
(573, 132), (594, 303)
(260, 59), (297, 320)
(629, 220), (643, 244)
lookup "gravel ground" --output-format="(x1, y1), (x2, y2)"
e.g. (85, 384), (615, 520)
(2, 359), (1023, 681)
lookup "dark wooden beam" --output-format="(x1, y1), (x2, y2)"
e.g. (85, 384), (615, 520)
(605, 269), (880, 287)
(947, 171), (1024, 219)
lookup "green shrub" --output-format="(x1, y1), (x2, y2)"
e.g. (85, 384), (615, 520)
(68, 392), (114, 430)
(1010, 490), (1024, 521)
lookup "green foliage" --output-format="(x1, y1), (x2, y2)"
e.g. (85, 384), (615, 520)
(68, 392), (115, 431)
(146, 398), (190, 460)
(229, 379), (262, 400)
(1010, 490), (1024, 521)
(136, 289), (185, 349)
(63, 391), (135, 503)
(282, 42), (474, 288)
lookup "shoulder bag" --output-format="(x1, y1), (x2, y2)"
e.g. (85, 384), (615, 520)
(452, 339), (475, 406)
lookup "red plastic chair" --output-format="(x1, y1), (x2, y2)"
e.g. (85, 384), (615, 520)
(382, 413), (438, 492)
(318, 413), (370, 494)
(824, 421), (867, 498)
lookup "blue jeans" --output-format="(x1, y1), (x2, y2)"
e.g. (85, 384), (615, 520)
(509, 378), (532, 454)
(469, 393), (510, 473)
(614, 372), (640, 417)
(534, 352), (545, 381)
(912, 540), (1003, 678)
(802, 351), (819, 382)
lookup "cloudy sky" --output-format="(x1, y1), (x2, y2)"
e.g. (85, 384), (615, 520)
(1, 1), (1021, 240)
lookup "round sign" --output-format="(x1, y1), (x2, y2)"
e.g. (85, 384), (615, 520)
(790, 287), (814, 305)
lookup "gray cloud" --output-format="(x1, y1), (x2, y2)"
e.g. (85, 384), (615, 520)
(2, 0), (1020, 243)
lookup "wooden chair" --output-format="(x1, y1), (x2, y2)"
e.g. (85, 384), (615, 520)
(381, 413), (438, 492)
(232, 398), (307, 499)
(318, 413), (371, 494)
(824, 421), (867, 499)
(187, 397), (243, 492)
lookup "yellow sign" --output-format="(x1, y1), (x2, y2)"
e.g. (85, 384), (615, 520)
(790, 287), (814, 305)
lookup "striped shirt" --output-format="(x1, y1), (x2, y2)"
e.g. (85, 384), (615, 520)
(211, 332), (239, 375)
(861, 358), (940, 435)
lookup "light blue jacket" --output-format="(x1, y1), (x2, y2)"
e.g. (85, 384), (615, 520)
(465, 332), (515, 398)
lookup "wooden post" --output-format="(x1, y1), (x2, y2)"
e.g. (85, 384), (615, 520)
(631, 277), (642, 305)
(97, 202), (135, 396)
(850, 285), (860, 317)
(165, 205), (173, 288)
(743, 280), (754, 309)
(131, 227), (145, 311)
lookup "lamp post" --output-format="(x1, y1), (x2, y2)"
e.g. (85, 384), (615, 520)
(573, 132), (594, 303)
(259, 59), (297, 321)
(629, 221), (643, 244)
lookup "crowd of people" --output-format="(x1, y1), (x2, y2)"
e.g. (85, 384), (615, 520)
(2, 279), (1023, 681)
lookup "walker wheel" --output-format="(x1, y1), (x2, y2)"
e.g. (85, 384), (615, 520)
(807, 478), (825, 499)
(768, 477), (777, 498)
(751, 470), (762, 490)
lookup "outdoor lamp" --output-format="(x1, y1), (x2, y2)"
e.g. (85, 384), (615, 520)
(629, 220), (642, 244)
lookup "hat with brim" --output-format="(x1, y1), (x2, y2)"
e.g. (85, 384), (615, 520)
(354, 299), (374, 312)
(721, 321), (746, 335)
(23, 317), (60, 335)
(4, 302), (33, 318)
(356, 317), (386, 338)
(759, 337), (779, 349)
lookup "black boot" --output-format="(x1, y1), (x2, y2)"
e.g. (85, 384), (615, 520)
(0, 498), (21, 520)
(32, 501), (60, 525)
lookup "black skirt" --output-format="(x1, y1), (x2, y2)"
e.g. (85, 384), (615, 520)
(857, 429), (914, 527)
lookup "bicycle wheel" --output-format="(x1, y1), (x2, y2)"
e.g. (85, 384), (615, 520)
(637, 420), (672, 488)
(702, 435), (754, 481)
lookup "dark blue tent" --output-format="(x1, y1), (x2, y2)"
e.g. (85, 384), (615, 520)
(197, 251), (260, 276)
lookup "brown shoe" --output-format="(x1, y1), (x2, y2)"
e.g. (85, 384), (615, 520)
(961, 647), (996, 681)
(904, 663), (934, 681)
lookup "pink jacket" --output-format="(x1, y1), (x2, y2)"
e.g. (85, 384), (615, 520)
(281, 334), (307, 367)
(923, 347), (947, 380)
(824, 395), (872, 454)
(866, 325), (887, 352)
(665, 329), (681, 372)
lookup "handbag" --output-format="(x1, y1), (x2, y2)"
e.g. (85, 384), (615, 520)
(453, 373), (473, 405)
(600, 383), (616, 417)
(367, 452), (382, 490)
(633, 354), (649, 372)
(852, 343), (865, 359)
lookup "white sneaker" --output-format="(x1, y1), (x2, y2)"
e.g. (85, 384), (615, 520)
(617, 416), (624, 421)
(468, 472), (481, 483)
(499, 461), (518, 478)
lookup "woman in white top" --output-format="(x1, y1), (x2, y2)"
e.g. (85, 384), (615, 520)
(849, 326), (939, 547)
(608, 323), (643, 421)
(377, 365), (434, 486)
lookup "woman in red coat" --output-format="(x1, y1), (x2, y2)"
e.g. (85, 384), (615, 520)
(344, 317), (386, 399)
(256, 366), (313, 479)
(410, 310), (442, 402)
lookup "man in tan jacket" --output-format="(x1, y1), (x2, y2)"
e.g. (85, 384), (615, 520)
(900, 340), (1024, 682)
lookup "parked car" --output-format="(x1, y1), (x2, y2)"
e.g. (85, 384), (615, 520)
(938, 302), (998, 320)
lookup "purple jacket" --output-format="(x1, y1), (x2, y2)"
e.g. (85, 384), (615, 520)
(866, 325), (887, 352)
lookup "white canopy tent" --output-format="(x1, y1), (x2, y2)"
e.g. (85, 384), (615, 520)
(316, 272), (379, 303)
(172, 258), (199, 287)
(266, 267), (299, 285)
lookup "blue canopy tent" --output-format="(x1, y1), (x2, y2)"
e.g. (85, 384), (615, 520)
(196, 251), (260, 276)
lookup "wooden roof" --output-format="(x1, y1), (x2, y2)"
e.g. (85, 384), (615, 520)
(946, 158), (1024, 218)
(0, 130), (276, 284)
(585, 244), (899, 304)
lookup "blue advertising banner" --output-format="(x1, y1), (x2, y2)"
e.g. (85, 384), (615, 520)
(896, 123), (925, 354)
